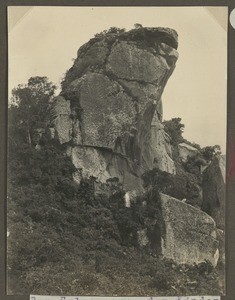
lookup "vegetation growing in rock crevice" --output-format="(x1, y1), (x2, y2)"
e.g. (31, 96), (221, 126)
(61, 25), (178, 91)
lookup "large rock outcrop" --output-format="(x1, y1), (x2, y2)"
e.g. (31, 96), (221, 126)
(136, 194), (220, 267)
(160, 194), (219, 267)
(202, 155), (226, 230)
(46, 27), (224, 268)
(49, 27), (179, 194)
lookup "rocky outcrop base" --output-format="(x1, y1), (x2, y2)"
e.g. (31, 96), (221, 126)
(160, 194), (219, 267)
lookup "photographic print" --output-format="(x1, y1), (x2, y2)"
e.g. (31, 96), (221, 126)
(7, 6), (227, 296)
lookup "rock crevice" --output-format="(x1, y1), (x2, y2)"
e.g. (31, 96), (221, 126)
(51, 27), (179, 191)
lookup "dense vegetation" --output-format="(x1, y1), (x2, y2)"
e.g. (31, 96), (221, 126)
(7, 77), (224, 295)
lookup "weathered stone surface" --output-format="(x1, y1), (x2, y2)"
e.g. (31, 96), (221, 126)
(115, 80), (175, 174)
(62, 40), (110, 89)
(76, 40), (109, 67)
(150, 111), (175, 174)
(117, 79), (162, 116)
(160, 193), (219, 267)
(68, 73), (137, 150)
(51, 95), (70, 116)
(157, 42), (179, 66)
(67, 146), (110, 182)
(178, 142), (199, 163)
(51, 27), (179, 193)
(202, 155), (226, 230)
(106, 41), (170, 83)
(51, 96), (73, 144)
(74, 40), (110, 76)
(67, 145), (144, 194)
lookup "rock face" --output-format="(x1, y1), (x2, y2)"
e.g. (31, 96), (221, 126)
(178, 142), (199, 163)
(50, 96), (73, 144)
(160, 194), (219, 267)
(106, 41), (170, 83)
(47, 27), (224, 268)
(50, 27), (179, 193)
(202, 155), (226, 230)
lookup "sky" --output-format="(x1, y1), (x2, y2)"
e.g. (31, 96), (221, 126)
(8, 6), (228, 153)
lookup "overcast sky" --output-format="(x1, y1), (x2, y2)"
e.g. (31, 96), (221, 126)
(8, 6), (227, 153)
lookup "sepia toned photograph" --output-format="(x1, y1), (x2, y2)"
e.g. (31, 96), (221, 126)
(7, 6), (227, 296)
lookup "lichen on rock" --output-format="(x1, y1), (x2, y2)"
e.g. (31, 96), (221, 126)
(50, 27), (179, 193)
(50, 96), (73, 144)
(160, 193), (219, 267)
(106, 41), (170, 83)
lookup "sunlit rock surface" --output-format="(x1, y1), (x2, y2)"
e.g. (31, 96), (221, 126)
(160, 194), (219, 267)
(50, 27), (179, 193)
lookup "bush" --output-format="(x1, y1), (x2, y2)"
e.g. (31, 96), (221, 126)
(163, 118), (184, 146)
(183, 152), (206, 177)
(141, 167), (202, 207)
(94, 27), (126, 38)
(201, 145), (221, 162)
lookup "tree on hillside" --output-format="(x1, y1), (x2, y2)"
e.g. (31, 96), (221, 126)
(163, 118), (184, 146)
(9, 76), (56, 148)
(201, 145), (221, 162)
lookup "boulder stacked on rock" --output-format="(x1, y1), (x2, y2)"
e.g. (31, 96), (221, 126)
(49, 27), (178, 194)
